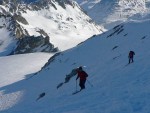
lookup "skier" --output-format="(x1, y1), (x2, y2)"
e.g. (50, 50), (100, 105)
(76, 66), (88, 91)
(128, 51), (135, 64)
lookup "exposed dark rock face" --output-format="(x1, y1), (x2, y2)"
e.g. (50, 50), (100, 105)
(6, 16), (29, 38)
(13, 35), (58, 54)
(29, 0), (75, 11)
(36, 29), (49, 37)
(13, 14), (29, 25)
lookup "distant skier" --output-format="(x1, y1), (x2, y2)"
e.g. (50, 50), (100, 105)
(76, 66), (88, 91)
(128, 51), (135, 64)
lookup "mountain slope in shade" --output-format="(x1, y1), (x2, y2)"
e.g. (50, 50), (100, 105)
(0, 19), (150, 113)
(77, 0), (150, 29)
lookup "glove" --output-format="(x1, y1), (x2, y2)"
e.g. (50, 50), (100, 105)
(76, 78), (78, 80)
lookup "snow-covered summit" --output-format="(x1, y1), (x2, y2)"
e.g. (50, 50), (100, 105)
(77, 0), (150, 29)
(76, 0), (101, 11)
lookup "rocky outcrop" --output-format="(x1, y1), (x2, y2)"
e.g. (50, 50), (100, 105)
(13, 14), (29, 25)
(31, 0), (75, 10)
(13, 35), (58, 54)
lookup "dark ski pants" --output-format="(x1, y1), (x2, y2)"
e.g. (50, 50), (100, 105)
(129, 57), (134, 63)
(79, 79), (86, 90)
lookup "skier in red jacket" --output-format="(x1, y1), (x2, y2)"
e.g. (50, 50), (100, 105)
(76, 66), (88, 91)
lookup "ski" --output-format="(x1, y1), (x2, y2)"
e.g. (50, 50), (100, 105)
(124, 62), (134, 67)
(72, 90), (81, 95)
(124, 63), (129, 67)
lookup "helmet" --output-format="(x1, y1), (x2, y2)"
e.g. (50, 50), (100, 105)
(78, 66), (82, 71)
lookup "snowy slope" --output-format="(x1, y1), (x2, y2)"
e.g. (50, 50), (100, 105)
(77, 0), (150, 29)
(0, 52), (52, 111)
(76, 0), (101, 11)
(20, 2), (101, 50)
(0, 19), (150, 113)
(0, 52), (52, 88)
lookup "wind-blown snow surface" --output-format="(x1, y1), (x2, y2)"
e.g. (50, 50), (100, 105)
(1, 20), (150, 113)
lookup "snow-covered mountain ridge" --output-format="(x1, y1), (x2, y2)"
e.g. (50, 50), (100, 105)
(1, 19), (150, 113)
(76, 0), (150, 29)
(0, 0), (103, 56)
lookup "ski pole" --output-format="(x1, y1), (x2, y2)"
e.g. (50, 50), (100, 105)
(87, 80), (93, 87)
(76, 80), (77, 91)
